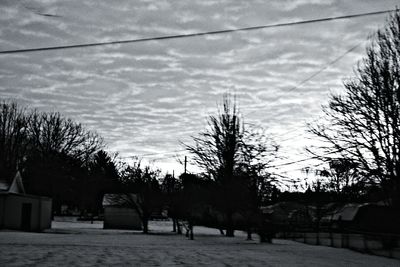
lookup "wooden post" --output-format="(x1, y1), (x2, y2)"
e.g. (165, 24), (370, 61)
(184, 156), (187, 174)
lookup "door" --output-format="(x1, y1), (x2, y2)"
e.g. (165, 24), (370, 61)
(21, 203), (32, 231)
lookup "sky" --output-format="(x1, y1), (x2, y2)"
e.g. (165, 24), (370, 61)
(0, 0), (399, 185)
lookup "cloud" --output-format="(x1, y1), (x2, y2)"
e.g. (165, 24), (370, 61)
(0, 0), (398, 176)
(271, 0), (335, 11)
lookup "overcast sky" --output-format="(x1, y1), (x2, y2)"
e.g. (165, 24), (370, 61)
(0, 0), (398, 182)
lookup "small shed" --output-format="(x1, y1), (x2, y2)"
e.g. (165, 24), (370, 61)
(0, 172), (52, 232)
(102, 193), (142, 230)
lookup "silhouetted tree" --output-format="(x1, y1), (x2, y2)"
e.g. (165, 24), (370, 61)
(27, 110), (103, 163)
(185, 95), (278, 237)
(23, 110), (103, 213)
(235, 166), (277, 240)
(0, 101), (29, 180)
(316, 158), (364, 201)
(309, 11), (400, 209)
(161, 173), (182, 232)
(178, 173), (217, 240)
(0, 101), (104, 214)
(85, 150), (121, 214)
(119, 163), (162, 234)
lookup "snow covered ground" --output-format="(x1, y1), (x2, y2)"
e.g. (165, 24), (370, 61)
(0, 220), (399, 266)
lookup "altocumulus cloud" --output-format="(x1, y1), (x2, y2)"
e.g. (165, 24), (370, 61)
(0, 0), (398, 175)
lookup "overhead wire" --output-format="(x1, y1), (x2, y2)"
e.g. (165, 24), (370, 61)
(286, 42), (363, 92)
(0, 9), (395, 54)
(2, 8), (393, 171)
(120, 143), (337, 169)
(266, 149), (343, 169)
(121, 149), (186, 159)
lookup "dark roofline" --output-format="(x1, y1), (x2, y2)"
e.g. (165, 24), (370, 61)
(0, 191), (52, 201)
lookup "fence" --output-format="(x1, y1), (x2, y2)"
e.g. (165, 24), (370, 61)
(283, 231), (400, 259)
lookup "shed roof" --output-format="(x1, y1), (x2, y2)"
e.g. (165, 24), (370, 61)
(102, 193), (138, 207)
(331, 203), (367, 221)
(0, 171), (25, 194)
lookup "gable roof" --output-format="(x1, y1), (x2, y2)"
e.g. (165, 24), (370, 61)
(0, 171), (25, 194)
(330, 203), (368, 221)
(9, 171), (25, 194)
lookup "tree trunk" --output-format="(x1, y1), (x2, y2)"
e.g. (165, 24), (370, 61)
(247, 228), (252, 240)
(258, 222), (273, 243)
(259, 233), (266, 243)
(177, 220), (182, 235)
(226, 228), (235, 237)
(225, 213), (235, 237)
(142, 218), (149, 234)
(189, 221), (194, 240)
(172, 218), (177, 232)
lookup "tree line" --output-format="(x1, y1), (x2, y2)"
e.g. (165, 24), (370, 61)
(1, 10), (399, 239)
(0, 97), (281, 239)
(0, 102), (118, 214)
(307, 10), (400, 212)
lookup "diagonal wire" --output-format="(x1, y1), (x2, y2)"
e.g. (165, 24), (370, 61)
(0, 9), (394, 54)
(121, 149), (186, 159)
(287, 42), (363, 92)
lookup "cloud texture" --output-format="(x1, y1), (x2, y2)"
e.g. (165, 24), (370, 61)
(0, 0), (398, 177)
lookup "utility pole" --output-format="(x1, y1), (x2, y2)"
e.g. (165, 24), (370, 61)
(184, 156), (187, 174)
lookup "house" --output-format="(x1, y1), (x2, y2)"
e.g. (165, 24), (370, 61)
(102, 193), (142, 230)
(325, 203), (400, 233)
(0, 172), (52, 232)
(261, 202), (310, 230)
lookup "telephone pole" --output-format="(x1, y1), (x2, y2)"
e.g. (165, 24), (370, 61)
(184, 156), (187, 174)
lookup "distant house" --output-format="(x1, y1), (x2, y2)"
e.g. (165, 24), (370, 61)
(0, 172), (52, 232)
(102, 194), (142, 230)
(324, 203), (400, 233)
(261, 202), (310, 230)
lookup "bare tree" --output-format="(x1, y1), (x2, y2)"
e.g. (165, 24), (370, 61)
(315, 158), (362, 200)
(28, 111), (103, 163)
(85, 150), (121, 214)
(0, 101), (105, 214)
(160, 173), (182, 233)
(0, 101), (29, 179)
(309, 11), (400, 208)
(185, 95), (278, 237)
(119, 163), (162, 234)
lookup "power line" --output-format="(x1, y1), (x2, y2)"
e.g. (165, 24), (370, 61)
(287, 42), (363, 92)
(0, 9), (395, 55)
(150, 154), (182, 161)
(244, 114), (323, 141)
(267, 156), (319, 168)
(121, 149), (186, 159)
(266, 150), (341, 168)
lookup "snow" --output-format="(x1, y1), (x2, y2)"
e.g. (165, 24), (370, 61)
(0, 220), (399, 266)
